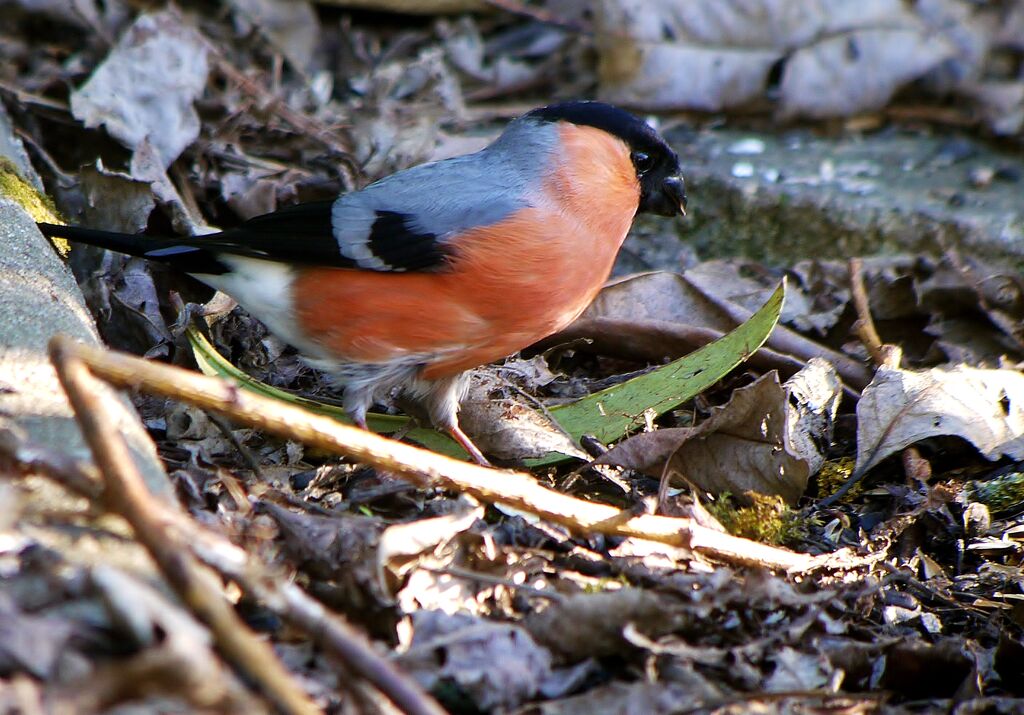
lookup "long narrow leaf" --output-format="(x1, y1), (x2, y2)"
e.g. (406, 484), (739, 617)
(186, 280), (785, 464)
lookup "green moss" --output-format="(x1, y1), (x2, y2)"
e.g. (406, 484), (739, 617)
(962, 471), (1024, 514)
(706, 491), (809, 546)
(0, 158), (67, 255)
(816, 457), (860, 501)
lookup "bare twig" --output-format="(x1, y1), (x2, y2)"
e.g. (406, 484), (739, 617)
(821, 259), (928, 508)
(49, 339), (322, 715)
(208, 53), (358, 190)
(484, 0), (591, 31)
(848, 258), (886, 367)
(49, 336), (820, 573)
(36, 341), (446, 715)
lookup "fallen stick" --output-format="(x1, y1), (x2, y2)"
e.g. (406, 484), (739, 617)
(50, 336), (820, 573)
(51, 338), (322, 715)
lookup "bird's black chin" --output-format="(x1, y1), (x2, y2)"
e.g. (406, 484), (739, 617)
(641, 175), (687, 217)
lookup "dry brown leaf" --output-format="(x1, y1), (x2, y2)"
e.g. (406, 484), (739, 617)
(598, 362), (840, 504)
(523, 589), (688, 663)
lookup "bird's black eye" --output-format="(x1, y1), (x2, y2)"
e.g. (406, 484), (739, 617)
(631, 151), (655, 174)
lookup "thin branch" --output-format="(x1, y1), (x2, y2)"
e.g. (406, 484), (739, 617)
(49, 336), (821, 573)
(848, 258), (886, 367)
(49, 339), (322, 715)
(33, 340), (446, 715)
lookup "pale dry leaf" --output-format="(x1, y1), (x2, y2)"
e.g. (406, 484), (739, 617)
(595, 0), (962, 119)
(856, 364), (1024, 476)
(70, 10), (209, 169)
(779, 28), (955, 118)
(765, 647), (833, 691)
(401, 610), (551, 711)
(228, 0), (320, 72)
(379, 498), (483, 595)
(460, 370), (588, 462)
(784, 357), (841, 477)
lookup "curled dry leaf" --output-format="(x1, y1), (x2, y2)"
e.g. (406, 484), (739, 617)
(597, 360), (841, 505)
(460, 368), (588, 462)
(855, 364), (1024, 476)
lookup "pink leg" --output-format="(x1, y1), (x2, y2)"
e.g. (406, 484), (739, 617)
(447, 423), (491, 467)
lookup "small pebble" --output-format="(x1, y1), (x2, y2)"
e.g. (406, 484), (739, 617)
(727, 138), (765, 155)
(761, 168), (781, 183)
(968, 166), (995, 188)
(731, 161), (755, 178)
(819, 159), (835, 182)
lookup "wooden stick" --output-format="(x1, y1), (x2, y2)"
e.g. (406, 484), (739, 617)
(50, 336), (819, 573)
(49, 339), (322, 715)
(3, 410), (447, 715)
(848, 258), (886, 367)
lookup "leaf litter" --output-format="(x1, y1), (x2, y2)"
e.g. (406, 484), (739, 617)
(1, 1), (1023, 713)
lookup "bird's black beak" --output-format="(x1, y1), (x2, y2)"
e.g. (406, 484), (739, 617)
(642, 175), (687, 217)
(661, 175), (687, 217)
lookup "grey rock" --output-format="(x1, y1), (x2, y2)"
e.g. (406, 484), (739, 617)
(0, 104), (170, 498)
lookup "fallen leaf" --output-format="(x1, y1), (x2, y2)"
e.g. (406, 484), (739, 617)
(779, 27), (955, 118)
(856, 364), (1024, 477)
(70, 10), (209, 169)
(400, 610), (552, 711)
(0, 593), (75, 678)
(523, 589), (690, 663)
(228, 0), (321, 73)
(765, 647), (833, 691)
(598, 362), (840, 505)
(460, 369), (589, 462)
(595, 0), (962, 120)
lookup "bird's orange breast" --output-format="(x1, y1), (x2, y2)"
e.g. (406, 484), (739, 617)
(292, 123), (640, 378)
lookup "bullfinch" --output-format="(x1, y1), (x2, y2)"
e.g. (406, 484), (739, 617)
(39, 100), (687, 465)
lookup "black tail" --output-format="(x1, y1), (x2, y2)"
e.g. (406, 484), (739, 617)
(37, 223), (229, 274)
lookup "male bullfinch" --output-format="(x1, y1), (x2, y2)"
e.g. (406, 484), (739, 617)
(39, 100), (687, 465)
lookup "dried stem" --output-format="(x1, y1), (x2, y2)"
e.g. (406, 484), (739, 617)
(848, 258), (886, 367)
(49, 339), (322, 715)
(50, 336), (820, 573)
